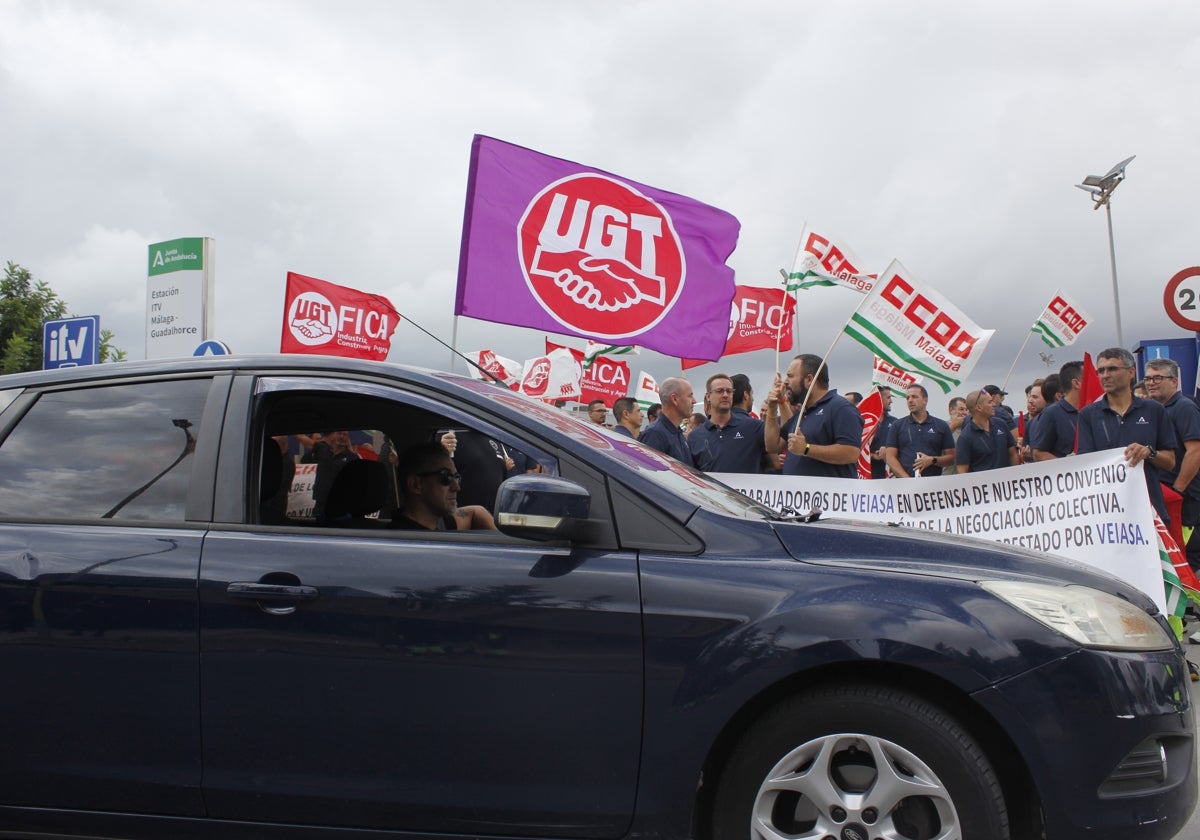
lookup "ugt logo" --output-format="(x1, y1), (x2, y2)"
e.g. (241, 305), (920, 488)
(518, 174), (686, 339)
(287, 291), (336, 347)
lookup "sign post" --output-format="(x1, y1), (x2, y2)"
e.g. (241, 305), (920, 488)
(43, 316), (100, 369)
(146, 237), (214, 358)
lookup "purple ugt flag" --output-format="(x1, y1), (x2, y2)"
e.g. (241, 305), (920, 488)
(455, 135), (740, 362)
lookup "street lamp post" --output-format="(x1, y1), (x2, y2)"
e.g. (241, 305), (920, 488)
(1076, 155), (1135, 348)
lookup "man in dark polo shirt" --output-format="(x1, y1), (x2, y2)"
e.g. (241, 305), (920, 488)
(765, 354), (862, 479)
(1077, 347), (1176, 524)
(956, 389), (1018, 473)
(1145, 357), (1200, 569)
(689, 372), (766, 473)
(1031, 361), (1083, 460)
(611, 397), (642, 439)
(885, 384), (955, 478)
(639, 377), (696, 466)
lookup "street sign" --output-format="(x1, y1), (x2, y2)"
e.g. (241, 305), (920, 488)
(43, 316), (100, 369)
(1163, 266), (1200, 332)
(193, 340), (231, 356)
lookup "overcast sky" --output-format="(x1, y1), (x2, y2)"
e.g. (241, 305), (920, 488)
(3, 1), (1198, 407)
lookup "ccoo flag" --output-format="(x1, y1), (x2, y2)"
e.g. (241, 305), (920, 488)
(786, 224), (876, 293)
(455, 135), (740, 362)
(1031, 290), (1091, 348)
(844, 260), (993, 394)
(280, 272), (399, 361)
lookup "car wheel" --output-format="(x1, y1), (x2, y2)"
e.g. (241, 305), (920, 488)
(712, 684), (1009, 840)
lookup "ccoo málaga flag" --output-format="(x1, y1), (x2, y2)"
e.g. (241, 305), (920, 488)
(786, 224), (876, 293)
(280, 272), (399, 361)
(844, 260), (993, 394)
(455, 135), (740, 362)
(1031, 289), (1091, 348)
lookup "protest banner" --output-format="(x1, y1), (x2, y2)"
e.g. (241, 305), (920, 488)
(715, 450), (1166, 613)
(844, 260), (993, 393)
(455, 135), (739, 361)
(280, 272), (399, 361)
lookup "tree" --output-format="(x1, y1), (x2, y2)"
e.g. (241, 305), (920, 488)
(1, 261), (125, 373)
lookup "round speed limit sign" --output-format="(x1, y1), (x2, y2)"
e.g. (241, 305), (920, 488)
(1164, 267), (1200, 332)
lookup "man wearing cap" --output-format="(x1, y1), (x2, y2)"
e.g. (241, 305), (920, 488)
(886, 384), (955, 478)
(1076, 347), (1176, 525)
(1031, 361), (1083, 460)
(983, 384), (1017, 437)
(956, 390), (1019, 473)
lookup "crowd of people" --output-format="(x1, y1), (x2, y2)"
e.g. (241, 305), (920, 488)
(597, 349), (1199, 576)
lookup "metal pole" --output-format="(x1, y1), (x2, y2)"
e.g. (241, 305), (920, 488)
(1105, 201), (1124, 349)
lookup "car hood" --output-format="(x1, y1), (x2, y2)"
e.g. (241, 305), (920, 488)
(771, 516), (1161, 615)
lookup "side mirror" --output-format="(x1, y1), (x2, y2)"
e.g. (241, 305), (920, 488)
(495, 474), (590, 541)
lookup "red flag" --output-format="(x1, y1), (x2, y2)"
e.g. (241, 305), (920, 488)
(280, 272), (399, 361)
(1080, 352), (1105, 405)
(545, 340), (630, 407)
(857, 389), (884, 480)
(681, 285), (796, 368)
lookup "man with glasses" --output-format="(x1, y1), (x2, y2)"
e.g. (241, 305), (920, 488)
(1077, 347), (1176, 525)
(391, 442), (496, 531)
(1145, 357), (1200, 570)
(586, 399), (610, 427)
(688, 373), (766, 473)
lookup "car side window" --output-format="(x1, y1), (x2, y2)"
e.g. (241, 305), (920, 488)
(0, 379), (211, 521)
(254, 384), (554, 530)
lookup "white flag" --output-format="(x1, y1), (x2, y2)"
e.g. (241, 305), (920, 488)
(519, 347), (581, 401)
(634, 371), (659, 408)
(1030, 290), (1091, 348)
(844, 260), (993, 393)
(871, 356), (923, 397)
(786, 224), (876, 294)
(466, 349), (523, 388)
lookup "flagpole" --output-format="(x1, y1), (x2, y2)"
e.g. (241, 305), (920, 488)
(795, 293), (871, 427)
(449, 315), (460, 373)
(999, 330), (1035, 396)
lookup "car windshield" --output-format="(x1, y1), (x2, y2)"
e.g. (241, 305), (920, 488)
(444, 375), (775, 520)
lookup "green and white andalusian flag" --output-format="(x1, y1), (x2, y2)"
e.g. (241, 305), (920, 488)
(583, 342), (639, 371)
(844, 260), (993, 394)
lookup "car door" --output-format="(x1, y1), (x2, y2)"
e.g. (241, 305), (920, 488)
(0, 375), (224, 817)
(198, 375), (644, 837)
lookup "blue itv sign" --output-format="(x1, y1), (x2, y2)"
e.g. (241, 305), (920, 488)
(43, 316), (100, 369)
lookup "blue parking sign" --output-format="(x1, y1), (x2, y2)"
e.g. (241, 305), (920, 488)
(43, 316), (100, 369)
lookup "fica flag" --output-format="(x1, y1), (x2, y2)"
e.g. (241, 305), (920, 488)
(786, 224), (875, 293)
(1031, 290), (1091, 348)
(682, 284), (795, 369)
(280, 272), (399, 361)
(455, 135), (740, 362)
(844, 260), (993, 394)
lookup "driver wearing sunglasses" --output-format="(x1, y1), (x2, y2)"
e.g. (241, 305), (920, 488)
(391, 441), (497, 531)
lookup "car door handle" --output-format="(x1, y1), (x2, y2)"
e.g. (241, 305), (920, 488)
(226, 582), (320, 601)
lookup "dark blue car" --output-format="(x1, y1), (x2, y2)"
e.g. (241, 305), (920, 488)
(0, 356), (1192, 839)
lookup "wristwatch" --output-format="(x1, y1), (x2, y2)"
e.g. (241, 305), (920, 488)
(1147, 447), (1157, 461)
(804, 443), (811, 457)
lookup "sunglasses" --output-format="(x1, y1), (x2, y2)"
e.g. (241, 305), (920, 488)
(416, 468), (462, 486)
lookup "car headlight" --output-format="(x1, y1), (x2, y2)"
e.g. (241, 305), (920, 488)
(981, 580), (1174, 651)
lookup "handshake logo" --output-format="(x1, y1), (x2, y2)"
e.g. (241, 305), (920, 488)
(287, 292), (336, 347)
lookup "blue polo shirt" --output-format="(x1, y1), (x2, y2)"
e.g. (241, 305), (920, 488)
(611, 424), (635, 439)
(689, 407), (766, 474)
(639, 414), (695, 466)
(780, 390), (863, 479)
(1029, 399), (1079, 458)
(956, 417), (1015, 472)
(1161, 392), (1200, 501)
(871, 412), (897, 479)
(886, 413), (955, 477)
(1077, 395), (1177, 522)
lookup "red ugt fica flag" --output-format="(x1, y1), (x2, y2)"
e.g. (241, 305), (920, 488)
(683, 284), (795, 369)
(455, 135), (740, 362)
(280, 272), (399, 361)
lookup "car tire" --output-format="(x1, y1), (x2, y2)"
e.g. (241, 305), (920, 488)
(711, 683), (1009, 840)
